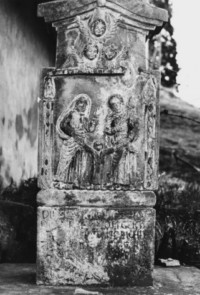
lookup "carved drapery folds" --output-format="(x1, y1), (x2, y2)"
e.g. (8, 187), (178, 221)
(39, 70), (159, 191)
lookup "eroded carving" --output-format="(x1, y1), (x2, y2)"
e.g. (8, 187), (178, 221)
(83, 43), (99, 60)
(90, 19), (107, 37)
(37, 207), (155, 285)
(54, 92), (140, 190)
(55, 94), (97, 187)
(103, 44), (118, 60)
(39, 76), (56, 188)
(102, 94), (139, 187)
(142, 75), (157, 188)
(77, 9), (118, 44)
(44, 76), (56, 99)
(59, 9), (128, 73)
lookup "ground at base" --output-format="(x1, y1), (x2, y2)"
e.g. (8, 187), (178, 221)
(0, 264), (199, 295)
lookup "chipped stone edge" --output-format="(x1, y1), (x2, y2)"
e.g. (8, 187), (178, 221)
(37, 189), (156, 207)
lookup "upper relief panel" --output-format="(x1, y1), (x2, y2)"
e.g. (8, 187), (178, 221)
(55, 8), (128, 73)
(38, 0), (168, 73)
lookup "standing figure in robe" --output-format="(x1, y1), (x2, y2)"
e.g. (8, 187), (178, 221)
(55, 94), (96, 187)
(103, 94), (139, 187)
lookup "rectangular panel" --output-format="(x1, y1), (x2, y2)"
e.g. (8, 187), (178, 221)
(38, 69), (159, 191)
(37, 206), (155, 286)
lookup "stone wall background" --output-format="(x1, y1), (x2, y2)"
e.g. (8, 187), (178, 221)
(0, 0), (55, 188)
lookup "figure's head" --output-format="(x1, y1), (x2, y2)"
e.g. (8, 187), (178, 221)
(75, 97), (88, 113)
(84, 44), (98, 60)
(91, 19), (106, 37)
(104, 44), (118, 60)
(45, 77), (52, 87)
(108, 94), (124, 113)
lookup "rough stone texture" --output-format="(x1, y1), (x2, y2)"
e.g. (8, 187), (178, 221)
(37, 0), (168, 287)
(38, 0), (168, 24)
(0, 0), (54, 188)
(37, 189), (156, 207)
(37, 206), (155, 286)
(1, 264), (200, 295)
(38, 69), (160, 191)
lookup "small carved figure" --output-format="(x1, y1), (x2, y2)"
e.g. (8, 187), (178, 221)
(103, 44), (118, 60)
(44, 76), (55, 99)
(77, 12), (118, 44)
(84, 43), (99, 60)
(91, 19), (106, 37)
(55, 94), (97, 186)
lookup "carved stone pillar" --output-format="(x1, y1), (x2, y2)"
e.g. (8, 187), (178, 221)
(37, 0), (168, 286)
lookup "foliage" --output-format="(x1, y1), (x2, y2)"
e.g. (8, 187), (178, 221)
(0, 178), (39, 263)
(0, 177), (39, 208)
(149, 0), (179, 87)
(155, 174), (200, 267)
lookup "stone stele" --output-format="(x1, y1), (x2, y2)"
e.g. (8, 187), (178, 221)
(36, 0), (168, 287)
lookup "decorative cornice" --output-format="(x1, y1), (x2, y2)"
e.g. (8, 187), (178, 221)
(38, 0), (168, 31)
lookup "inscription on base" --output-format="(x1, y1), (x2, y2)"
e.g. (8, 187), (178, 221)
(37, 207), (155, 286)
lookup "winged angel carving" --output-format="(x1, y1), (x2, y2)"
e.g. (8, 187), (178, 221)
(62, 9), (127, 70)
(76, 10), (119, 44)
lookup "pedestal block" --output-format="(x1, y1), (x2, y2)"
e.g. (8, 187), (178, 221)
(37, 190), (155, 286)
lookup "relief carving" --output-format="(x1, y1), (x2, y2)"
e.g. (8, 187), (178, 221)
(41, 73), (158, 190)
(55, 94), (97, 188)
(60, 9), (128, 73)
(83, 43), (99, 61)
(40, 76), (56, 188)
(44, 76), (56, 99)
(90, 19), (107, 37)
(54, 93), (140, 190)
(76, 8), (118, 44)
(142, 75), (157, 188)
(102, 95), (139, 187)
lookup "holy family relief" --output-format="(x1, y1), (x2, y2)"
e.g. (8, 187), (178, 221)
(39, 70), (158, 191)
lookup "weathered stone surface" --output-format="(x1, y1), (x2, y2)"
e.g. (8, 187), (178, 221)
(36, 0), (168, 287)
(38, 0), (168, 24)
(37, 207), (155, 286)
(37, 189), (156, 207)
(38, 69), (160, 191)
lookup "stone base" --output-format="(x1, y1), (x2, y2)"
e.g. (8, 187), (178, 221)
(37, 190), (155, 286)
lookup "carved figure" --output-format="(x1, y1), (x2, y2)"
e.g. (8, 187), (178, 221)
(103, 94), (139, 185)
(91, 19), (106, 37)
(103, 44), (118, 60)
(55, 94), (96, 186)
(44, 76), (55, 99)
(59, 11), (128, 72)
(84, 43), (99, 60)
(76, 11), (119, 44)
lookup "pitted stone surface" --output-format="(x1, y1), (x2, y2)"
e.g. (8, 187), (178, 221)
(36, 0), (168, 287)
(37, 207), (155, 286)
(38, 0), (168, 23)
(38, 70), (160, 191)
(37, 190), (156, 207)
